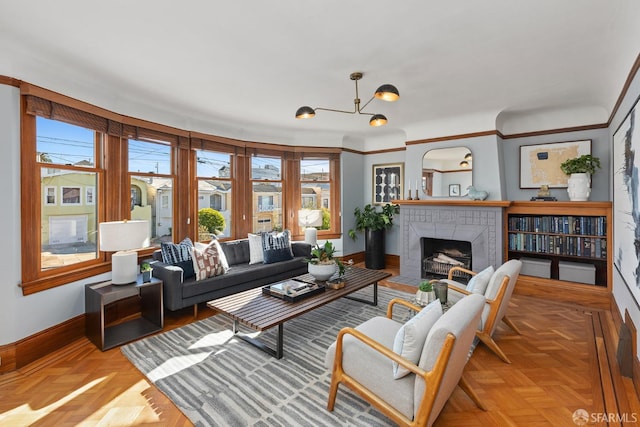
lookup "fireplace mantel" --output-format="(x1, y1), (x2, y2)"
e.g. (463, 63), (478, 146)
(393, 199), (512, 208)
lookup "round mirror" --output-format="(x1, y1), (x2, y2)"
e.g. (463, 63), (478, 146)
(422, 147), (473, 197)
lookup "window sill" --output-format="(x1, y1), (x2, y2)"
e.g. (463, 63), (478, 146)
(21, 263), (112, 296)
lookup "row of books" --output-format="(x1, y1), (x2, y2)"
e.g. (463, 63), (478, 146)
(508, 232), (607, 258)
(507, 215), (606, 236)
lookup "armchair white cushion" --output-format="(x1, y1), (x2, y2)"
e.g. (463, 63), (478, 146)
(325, 294), (486, 427)
(392, 300), (443, 378)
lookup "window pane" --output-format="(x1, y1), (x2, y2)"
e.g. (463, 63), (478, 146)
(131, 176), (173, 245)
(301, 183), (331, 230)
(36, 116), (95, 166)
(252, 182), (282, 232)
(301, 159), (329, 181)
(41, 168), (98, 270)
(251, 156), (281, 180)
(196, 150), (231, 178)
(128, 139), (171, 174)
(301, 159), (331, 230)
(197, 179), (232, 241)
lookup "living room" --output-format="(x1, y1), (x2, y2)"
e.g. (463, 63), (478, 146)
(1, 1), (640, 425)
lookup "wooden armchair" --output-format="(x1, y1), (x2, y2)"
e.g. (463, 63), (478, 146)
(325, 294), (486, 427)
(436, 259), (523, 363)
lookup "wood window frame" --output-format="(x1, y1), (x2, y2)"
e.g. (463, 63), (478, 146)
(19, 84), (342, 295)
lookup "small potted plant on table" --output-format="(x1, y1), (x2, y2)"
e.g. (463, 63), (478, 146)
(141, 262), (152, 282)
(306, 241), (339, 281)
(416, 280), (436, 305)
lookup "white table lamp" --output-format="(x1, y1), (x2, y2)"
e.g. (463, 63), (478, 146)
(99, 220), (150, 285)
(298, 209), (323, 246)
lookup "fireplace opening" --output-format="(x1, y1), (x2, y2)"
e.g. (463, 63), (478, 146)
(421, 237), (472, 281)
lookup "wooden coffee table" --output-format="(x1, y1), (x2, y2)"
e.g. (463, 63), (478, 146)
(206, 266), (391, 359)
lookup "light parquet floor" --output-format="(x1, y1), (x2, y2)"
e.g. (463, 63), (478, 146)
(0, 269), (639, 426)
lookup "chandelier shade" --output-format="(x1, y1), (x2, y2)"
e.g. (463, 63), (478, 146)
(374, 84), (400, 102)
(295, 72), (399, 127)
(295, 106), (315, 119)
(369, 114), (388, 127)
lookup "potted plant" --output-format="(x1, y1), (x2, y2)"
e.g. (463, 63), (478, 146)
(560, 154), (601, 201)
(348, 203), (399, 269)
(416, 280), (436, 305)
(141, 262), (152, 282)
(306, 241), (340, 281)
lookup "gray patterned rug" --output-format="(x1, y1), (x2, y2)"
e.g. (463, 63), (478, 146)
(122, 287), (414, 427)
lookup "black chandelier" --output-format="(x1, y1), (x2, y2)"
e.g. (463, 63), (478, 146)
(295, 72), (400, 127)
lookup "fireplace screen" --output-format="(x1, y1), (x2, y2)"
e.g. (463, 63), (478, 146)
(422, 237), (472, 281)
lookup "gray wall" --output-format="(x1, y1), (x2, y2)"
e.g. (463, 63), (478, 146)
(501, 128), (611, 202)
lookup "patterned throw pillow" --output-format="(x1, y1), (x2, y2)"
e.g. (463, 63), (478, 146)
(190, 240), (229, 281)
(392, 300), (443, 379)
(262, 229), (294, 264)
(161, 238), (196, 279)
(248, 233), (264, 264)
(161, 237), (193, 264)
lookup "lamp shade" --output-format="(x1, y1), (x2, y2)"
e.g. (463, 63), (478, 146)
(99, 220), (150, 252)
(298, 209), (323, 227)
(374, 84), (400, 102)
(295, 106), (315, 119)
(369, 114), (388, 127)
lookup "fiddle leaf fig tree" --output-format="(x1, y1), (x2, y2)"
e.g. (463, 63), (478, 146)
(348, 203), (399, 240)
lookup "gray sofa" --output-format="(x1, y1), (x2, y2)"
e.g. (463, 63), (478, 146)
(149, 239), (312, 311)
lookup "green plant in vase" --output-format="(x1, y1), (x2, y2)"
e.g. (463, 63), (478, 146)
(416, 280), (435, 305)
(560, 154), (601, 201)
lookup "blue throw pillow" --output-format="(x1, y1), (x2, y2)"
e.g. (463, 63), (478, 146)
(262, 230), (294, 264)
(161, 237), (195, 279)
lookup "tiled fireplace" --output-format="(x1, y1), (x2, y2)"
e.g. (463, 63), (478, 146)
(394, 201), (508, 286)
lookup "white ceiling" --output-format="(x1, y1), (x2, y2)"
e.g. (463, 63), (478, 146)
(1, 1), (639, 148)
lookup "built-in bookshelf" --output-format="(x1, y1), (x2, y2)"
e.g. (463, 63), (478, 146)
(504, 201), (612, 308)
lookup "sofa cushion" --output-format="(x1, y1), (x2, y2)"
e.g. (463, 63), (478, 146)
(220, 239), (251, 266)
(248, 233), (264, 264)
(180, 256), (307, 299)
(191, 240), (229, 280)
(392, 300), (443, 379)
(262, 229), (294, 264)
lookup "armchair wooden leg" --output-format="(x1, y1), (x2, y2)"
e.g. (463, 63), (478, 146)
(502, 315), (521, 335)
(458, 376), (487, 411)
(327, 371), (342, 411)
(476, 332), (511, 364)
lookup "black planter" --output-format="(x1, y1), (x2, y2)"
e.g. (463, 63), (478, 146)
(365, 228), (385, 269)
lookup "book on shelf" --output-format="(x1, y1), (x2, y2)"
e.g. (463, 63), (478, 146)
(508, 215), (606, 236)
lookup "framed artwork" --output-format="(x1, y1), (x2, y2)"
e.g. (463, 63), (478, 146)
(373, 163), (403, 204)
(613, 95), (640, 306)
(519, 140), (591, 188)
(449, 184), (461, 197)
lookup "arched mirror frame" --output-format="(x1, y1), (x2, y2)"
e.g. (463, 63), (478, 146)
(422, 147), (473, 197)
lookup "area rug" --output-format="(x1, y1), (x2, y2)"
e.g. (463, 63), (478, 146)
(122, 287), (414, 427)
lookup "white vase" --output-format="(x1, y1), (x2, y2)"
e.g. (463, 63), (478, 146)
(415, 290), (436, 305)
(567, 173), (591, 201)
(308, 262), (337, 281)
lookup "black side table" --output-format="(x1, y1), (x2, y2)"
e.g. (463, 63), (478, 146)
(85, 276), (163, 350)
